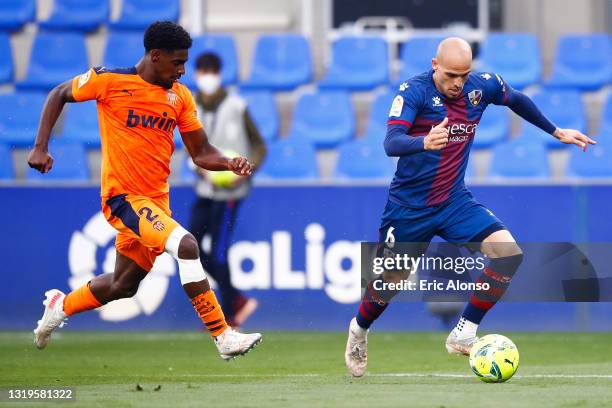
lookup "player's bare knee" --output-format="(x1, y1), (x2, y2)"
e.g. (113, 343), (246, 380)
(177, 234), (199, 260)
(484, 242), (522, 259)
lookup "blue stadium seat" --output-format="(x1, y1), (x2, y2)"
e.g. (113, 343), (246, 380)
(479, 33), (541, 89)
(174, 128), (184, 149)
(0, 0), (35, 32)
(472, 104), (510, 149)
(566, 137), (612, 178)
(16, 32), (89, 91)
(0, 144), (14, 180)
(183, 34), (239, 88)
(548, 34), (612, 91)
(600, 93), (612, 133)
(319, 36), (389, 91)
(257, 138), (318, 180)
(489, 138), (550, 178)
(39, 0), (109, 32)
(240, 90), (279, 141)
(518, 89), (586, 149)
(365, 88), (395, 140)
(103, 31), (144, 68)
(109, 0), (179, 31)
(27, 141), (89, 181)
(334, 138), (394, 179)
(0, 33), (13, 84)
(0, 92), (46, 147)
(398, 36), (443, 82)
(242, 34), (312, 91)
(56, 101), (100, 148)
(290, 90), (354, 148)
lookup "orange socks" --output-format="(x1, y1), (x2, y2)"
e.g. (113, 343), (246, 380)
(63, 282), (103, 316)
(191, 290), (229, 337)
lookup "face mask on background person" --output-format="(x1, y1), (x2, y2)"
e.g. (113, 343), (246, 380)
(196, 73), (221, 95)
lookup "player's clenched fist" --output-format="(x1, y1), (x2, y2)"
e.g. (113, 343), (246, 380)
(424, 117), (449, 151)
(27, 147), (54, 173)
(228, 156), (253, 176)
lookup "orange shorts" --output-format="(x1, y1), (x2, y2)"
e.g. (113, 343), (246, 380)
(102, 194), (179, 271)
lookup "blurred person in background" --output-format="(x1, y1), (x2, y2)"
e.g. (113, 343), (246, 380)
(189, 52), (267, 328)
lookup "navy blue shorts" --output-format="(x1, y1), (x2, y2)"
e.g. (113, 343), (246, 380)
(380, 189), (506, 245)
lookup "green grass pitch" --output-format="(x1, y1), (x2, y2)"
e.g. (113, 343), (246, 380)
(1, 331), (611, 407)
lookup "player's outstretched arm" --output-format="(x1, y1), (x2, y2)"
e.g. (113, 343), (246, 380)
(181, 128), (253, 176)
(27, 80), (76, 173)
(504, 87), (595, 151)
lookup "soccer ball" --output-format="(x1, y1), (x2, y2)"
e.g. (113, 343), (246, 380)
(469, 334), (519, 383)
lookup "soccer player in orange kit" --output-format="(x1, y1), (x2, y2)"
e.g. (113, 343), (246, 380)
(27, 21), (262, 360)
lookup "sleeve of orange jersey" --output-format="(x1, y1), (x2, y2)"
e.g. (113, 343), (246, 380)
(177, 87), (203, 132)
(71, 68), (109, 102)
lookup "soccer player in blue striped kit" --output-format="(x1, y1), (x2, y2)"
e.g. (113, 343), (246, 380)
(345, 37), (596, 377)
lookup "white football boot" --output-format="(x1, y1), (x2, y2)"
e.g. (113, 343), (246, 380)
(445, 317), (478, 356)
(345, 317), (368, 377)
(33, 289), (68, 349)
(214, 328), (262, 361)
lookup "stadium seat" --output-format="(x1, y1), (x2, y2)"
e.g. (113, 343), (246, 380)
(103, 31), (144, 68)
(319, 36), (389, 91)
(479, 33), (541, 89)
(472, 104), (510, 149)
(290, 90), (354, 148)
(489, 138), (550, 178)
(16, 32), (89, 92)
(56, 101), (100, 148)
(0, 92), (46, 147)
(0, 0), (35, 32)
(566, 137), (612, 178)
(183, 34), (239, 88)
(548, 34), (612, 91)
(174, 128), (184, 149)
(257, 138), (318, 180)
(334, 138), (394, 179)
(398, 36), (444, 82)
(600, 93), (612, 133)
(242, 34), (312, 91)
(39, 0), (109, 32)
(27, 142), (89, 181)
(0, 33), (13, 84)
(518, 89), (587, 149)
(365, 88), (395, 140)
(109, 0), (179, 31)
(0, 144), (14, 180)
(240, 90), (279, 141)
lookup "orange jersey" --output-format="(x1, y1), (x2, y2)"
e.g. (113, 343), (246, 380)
(71, 66), (202, 199)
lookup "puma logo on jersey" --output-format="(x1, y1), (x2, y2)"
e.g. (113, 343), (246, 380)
(126, 110), (176, 132)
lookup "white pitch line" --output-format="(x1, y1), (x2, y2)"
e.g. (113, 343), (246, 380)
(371, 373), (612, 379)
(80, 373), (612, 380)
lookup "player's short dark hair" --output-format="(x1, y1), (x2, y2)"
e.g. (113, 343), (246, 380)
(144, 21), (192, 52)
(195, 52), (222, 72)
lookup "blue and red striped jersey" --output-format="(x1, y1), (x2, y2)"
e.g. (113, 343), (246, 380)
(386, 69), (509, 208)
